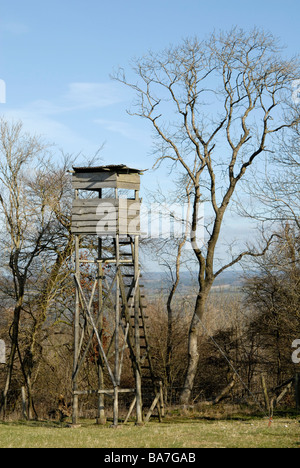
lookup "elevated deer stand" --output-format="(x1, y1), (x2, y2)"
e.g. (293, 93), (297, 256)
(70, 165), (163, 427)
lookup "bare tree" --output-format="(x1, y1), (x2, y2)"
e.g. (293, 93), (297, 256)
(142, 177), (194, 388)
(237, 115), (300, 230)
(113, 28), (300, 404)
(243, 224), (300, 387)
(0, 120), (78, 418)
(0, 119), (52, 416)
(14, 154), (75, 418)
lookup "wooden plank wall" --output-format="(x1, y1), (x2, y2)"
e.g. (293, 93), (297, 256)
(72, 172), (140, 191)
(71, 198), (141, 235)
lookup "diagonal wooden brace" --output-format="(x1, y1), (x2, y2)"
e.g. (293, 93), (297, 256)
(74, 273), (117, 388)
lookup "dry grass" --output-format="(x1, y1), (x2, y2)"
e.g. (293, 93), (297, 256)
(0, 416), (299, 448)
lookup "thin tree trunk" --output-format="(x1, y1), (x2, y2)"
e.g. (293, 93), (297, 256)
(180, 292), (207, 405)
(180, 320), (200, 405)
(1, 299), (23, 418)
(166, 294), (174, 388)
(166, 275), (180, 387)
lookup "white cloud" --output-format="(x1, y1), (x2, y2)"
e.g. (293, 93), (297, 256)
(94, 118), (151, 144)
(95, 119), (134, 138)
(0, 82), (126, 152)
(19, 82), (124, 116)
(1, 106), (94, 151)
(64, 83), (123, 110)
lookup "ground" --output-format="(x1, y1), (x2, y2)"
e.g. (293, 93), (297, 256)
(0, 416), (299, 448)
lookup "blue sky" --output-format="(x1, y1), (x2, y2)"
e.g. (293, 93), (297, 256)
(0, 0), (299, 270)
(1, 0), (299, 167)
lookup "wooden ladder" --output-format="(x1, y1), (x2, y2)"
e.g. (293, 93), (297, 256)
(117, 236), (164, 422)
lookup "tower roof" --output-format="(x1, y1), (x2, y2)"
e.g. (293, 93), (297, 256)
(72, 165), (144, 174)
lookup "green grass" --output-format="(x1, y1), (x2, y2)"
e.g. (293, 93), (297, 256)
(0, 417), (299, 448)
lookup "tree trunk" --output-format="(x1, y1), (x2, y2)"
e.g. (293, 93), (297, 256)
(180, 293), (207, 405)
(166, 287), (176, 388)
(1, 300), (23, 418)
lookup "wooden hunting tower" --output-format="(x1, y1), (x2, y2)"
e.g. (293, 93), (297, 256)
(71, 165), (163, 427)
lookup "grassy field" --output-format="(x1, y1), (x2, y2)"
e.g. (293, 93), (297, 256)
(0, 416), (299, 448)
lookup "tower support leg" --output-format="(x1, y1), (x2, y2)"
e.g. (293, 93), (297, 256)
(134, 235), (143, 425)
(72, 229), (80, 425)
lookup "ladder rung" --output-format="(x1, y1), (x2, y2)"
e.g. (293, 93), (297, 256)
(130, 315), (149, 319)
(122, 274), (143, 278)
(123, 294), (145, 298)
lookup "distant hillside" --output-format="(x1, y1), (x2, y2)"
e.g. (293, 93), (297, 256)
(142, 269), (244, 295)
